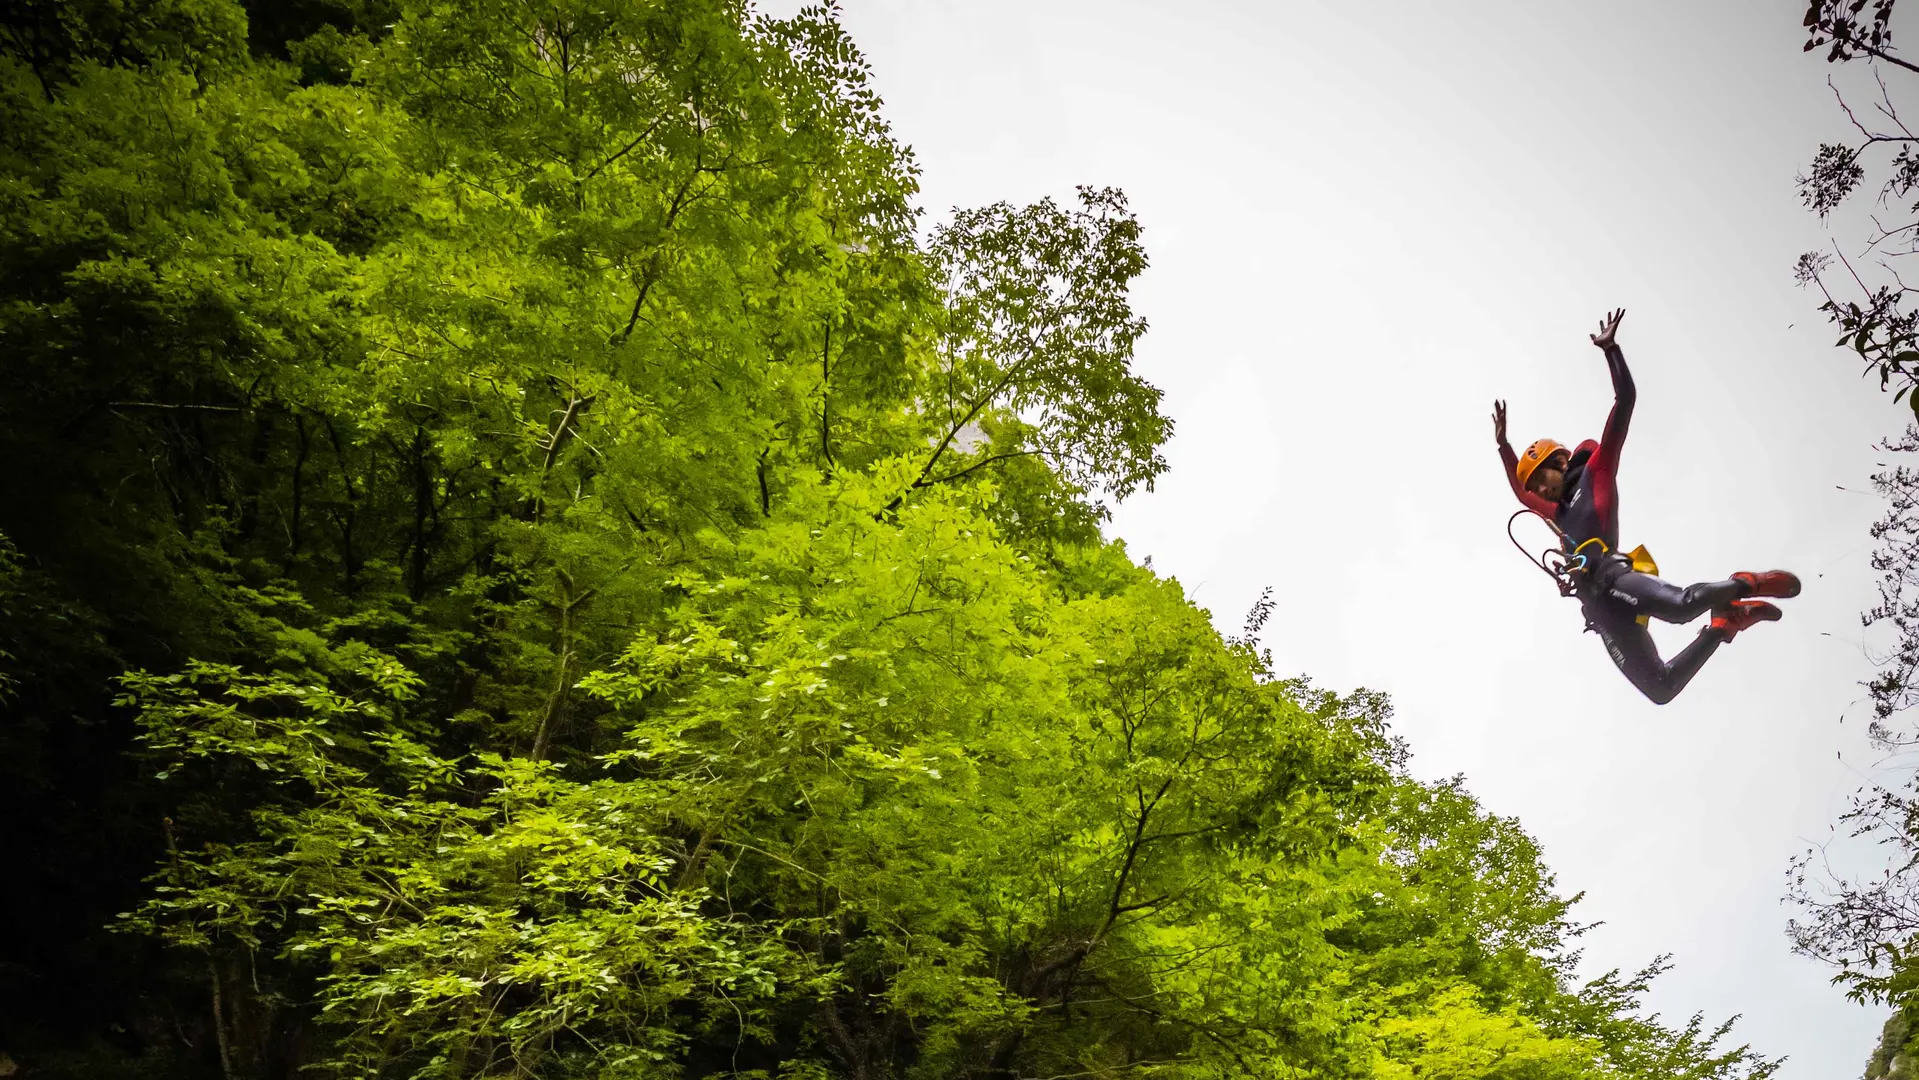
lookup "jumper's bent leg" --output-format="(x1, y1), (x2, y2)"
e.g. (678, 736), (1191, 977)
(1587, 602), (1727, 705)
(1602, 570), (1745, 625)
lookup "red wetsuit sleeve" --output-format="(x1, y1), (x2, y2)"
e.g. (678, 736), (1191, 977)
(1499, 440), (1557, 518)
(1586, 343), (1635, 535)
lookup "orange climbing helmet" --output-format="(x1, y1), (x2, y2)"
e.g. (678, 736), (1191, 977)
(1514, 438), (1568, 489)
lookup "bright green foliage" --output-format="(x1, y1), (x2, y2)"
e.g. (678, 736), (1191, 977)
(120, 654), (790, 1079)
(1863, 1011), (1916, 1080)
(1371, 983), (1593, 1080)
(0, 0), (1781, 1077)
(921, 186), (1168, 501)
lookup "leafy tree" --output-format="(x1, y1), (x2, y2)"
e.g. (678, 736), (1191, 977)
(1770, 9), (1919, 1072)
(0, 0), (1781, 1077)
(1862, 1011), (1916, 1079)
(1787, 4), (1919, 1041)
(1795, 0), (1919, 408)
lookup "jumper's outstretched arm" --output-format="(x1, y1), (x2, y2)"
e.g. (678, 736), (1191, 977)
(1587, 309), (1634, 519)
(1492, 399), (1557, 517)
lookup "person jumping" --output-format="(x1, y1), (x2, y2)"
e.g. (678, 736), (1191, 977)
(1493, 308), (1800, 704)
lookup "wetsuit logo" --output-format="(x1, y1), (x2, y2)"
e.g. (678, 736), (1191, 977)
(1604, 635), (1628, 670)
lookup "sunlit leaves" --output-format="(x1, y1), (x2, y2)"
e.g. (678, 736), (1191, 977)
(923, 185), (1170, 502)
(0, 0), (1783, 1076)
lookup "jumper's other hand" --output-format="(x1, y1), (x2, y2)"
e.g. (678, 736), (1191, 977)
(1590, 308), (1625, 349)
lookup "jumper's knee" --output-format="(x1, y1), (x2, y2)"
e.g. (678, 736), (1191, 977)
(1611, 667), (1673, 709)
(1638, 682), (1678, 706)
(1624, 667), (1679, 704)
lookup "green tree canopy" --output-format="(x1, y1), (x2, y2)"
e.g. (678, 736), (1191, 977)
(0, 1), (1777, 1077)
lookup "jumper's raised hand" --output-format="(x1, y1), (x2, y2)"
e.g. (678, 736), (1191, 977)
(1492, 399), (1508, 445)
(1590, 308), (1625, 349)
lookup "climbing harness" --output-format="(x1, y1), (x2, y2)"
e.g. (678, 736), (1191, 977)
(1506, 508), (1661, 624)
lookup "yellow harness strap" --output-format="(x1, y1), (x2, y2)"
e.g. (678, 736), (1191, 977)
(1625, 544), (1658, 576)
(1569, 537), (1609, 562)
(1569, 539), (1660, 625)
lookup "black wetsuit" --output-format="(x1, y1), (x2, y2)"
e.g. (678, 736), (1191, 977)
(1500, 344), (1745, 704)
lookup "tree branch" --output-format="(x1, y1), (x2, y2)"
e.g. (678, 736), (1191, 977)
(107, 401), (243, 413)
(581, 114), (669, 182)
(917, 450), (1046, 490)
(1818, 17), (1919, 77)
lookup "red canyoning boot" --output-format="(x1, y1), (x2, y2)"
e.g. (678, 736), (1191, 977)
(1733, 570), (1802, 599)
(1710, 599), (1783, 641)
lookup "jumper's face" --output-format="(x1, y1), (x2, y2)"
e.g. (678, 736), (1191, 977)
(1527, 450), (1570, 502)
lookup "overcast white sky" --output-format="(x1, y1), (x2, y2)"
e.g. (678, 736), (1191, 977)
(762, 0), (1912, 1071)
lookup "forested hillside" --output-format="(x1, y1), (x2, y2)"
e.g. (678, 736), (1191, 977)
(0, 1), (1776, 1076)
